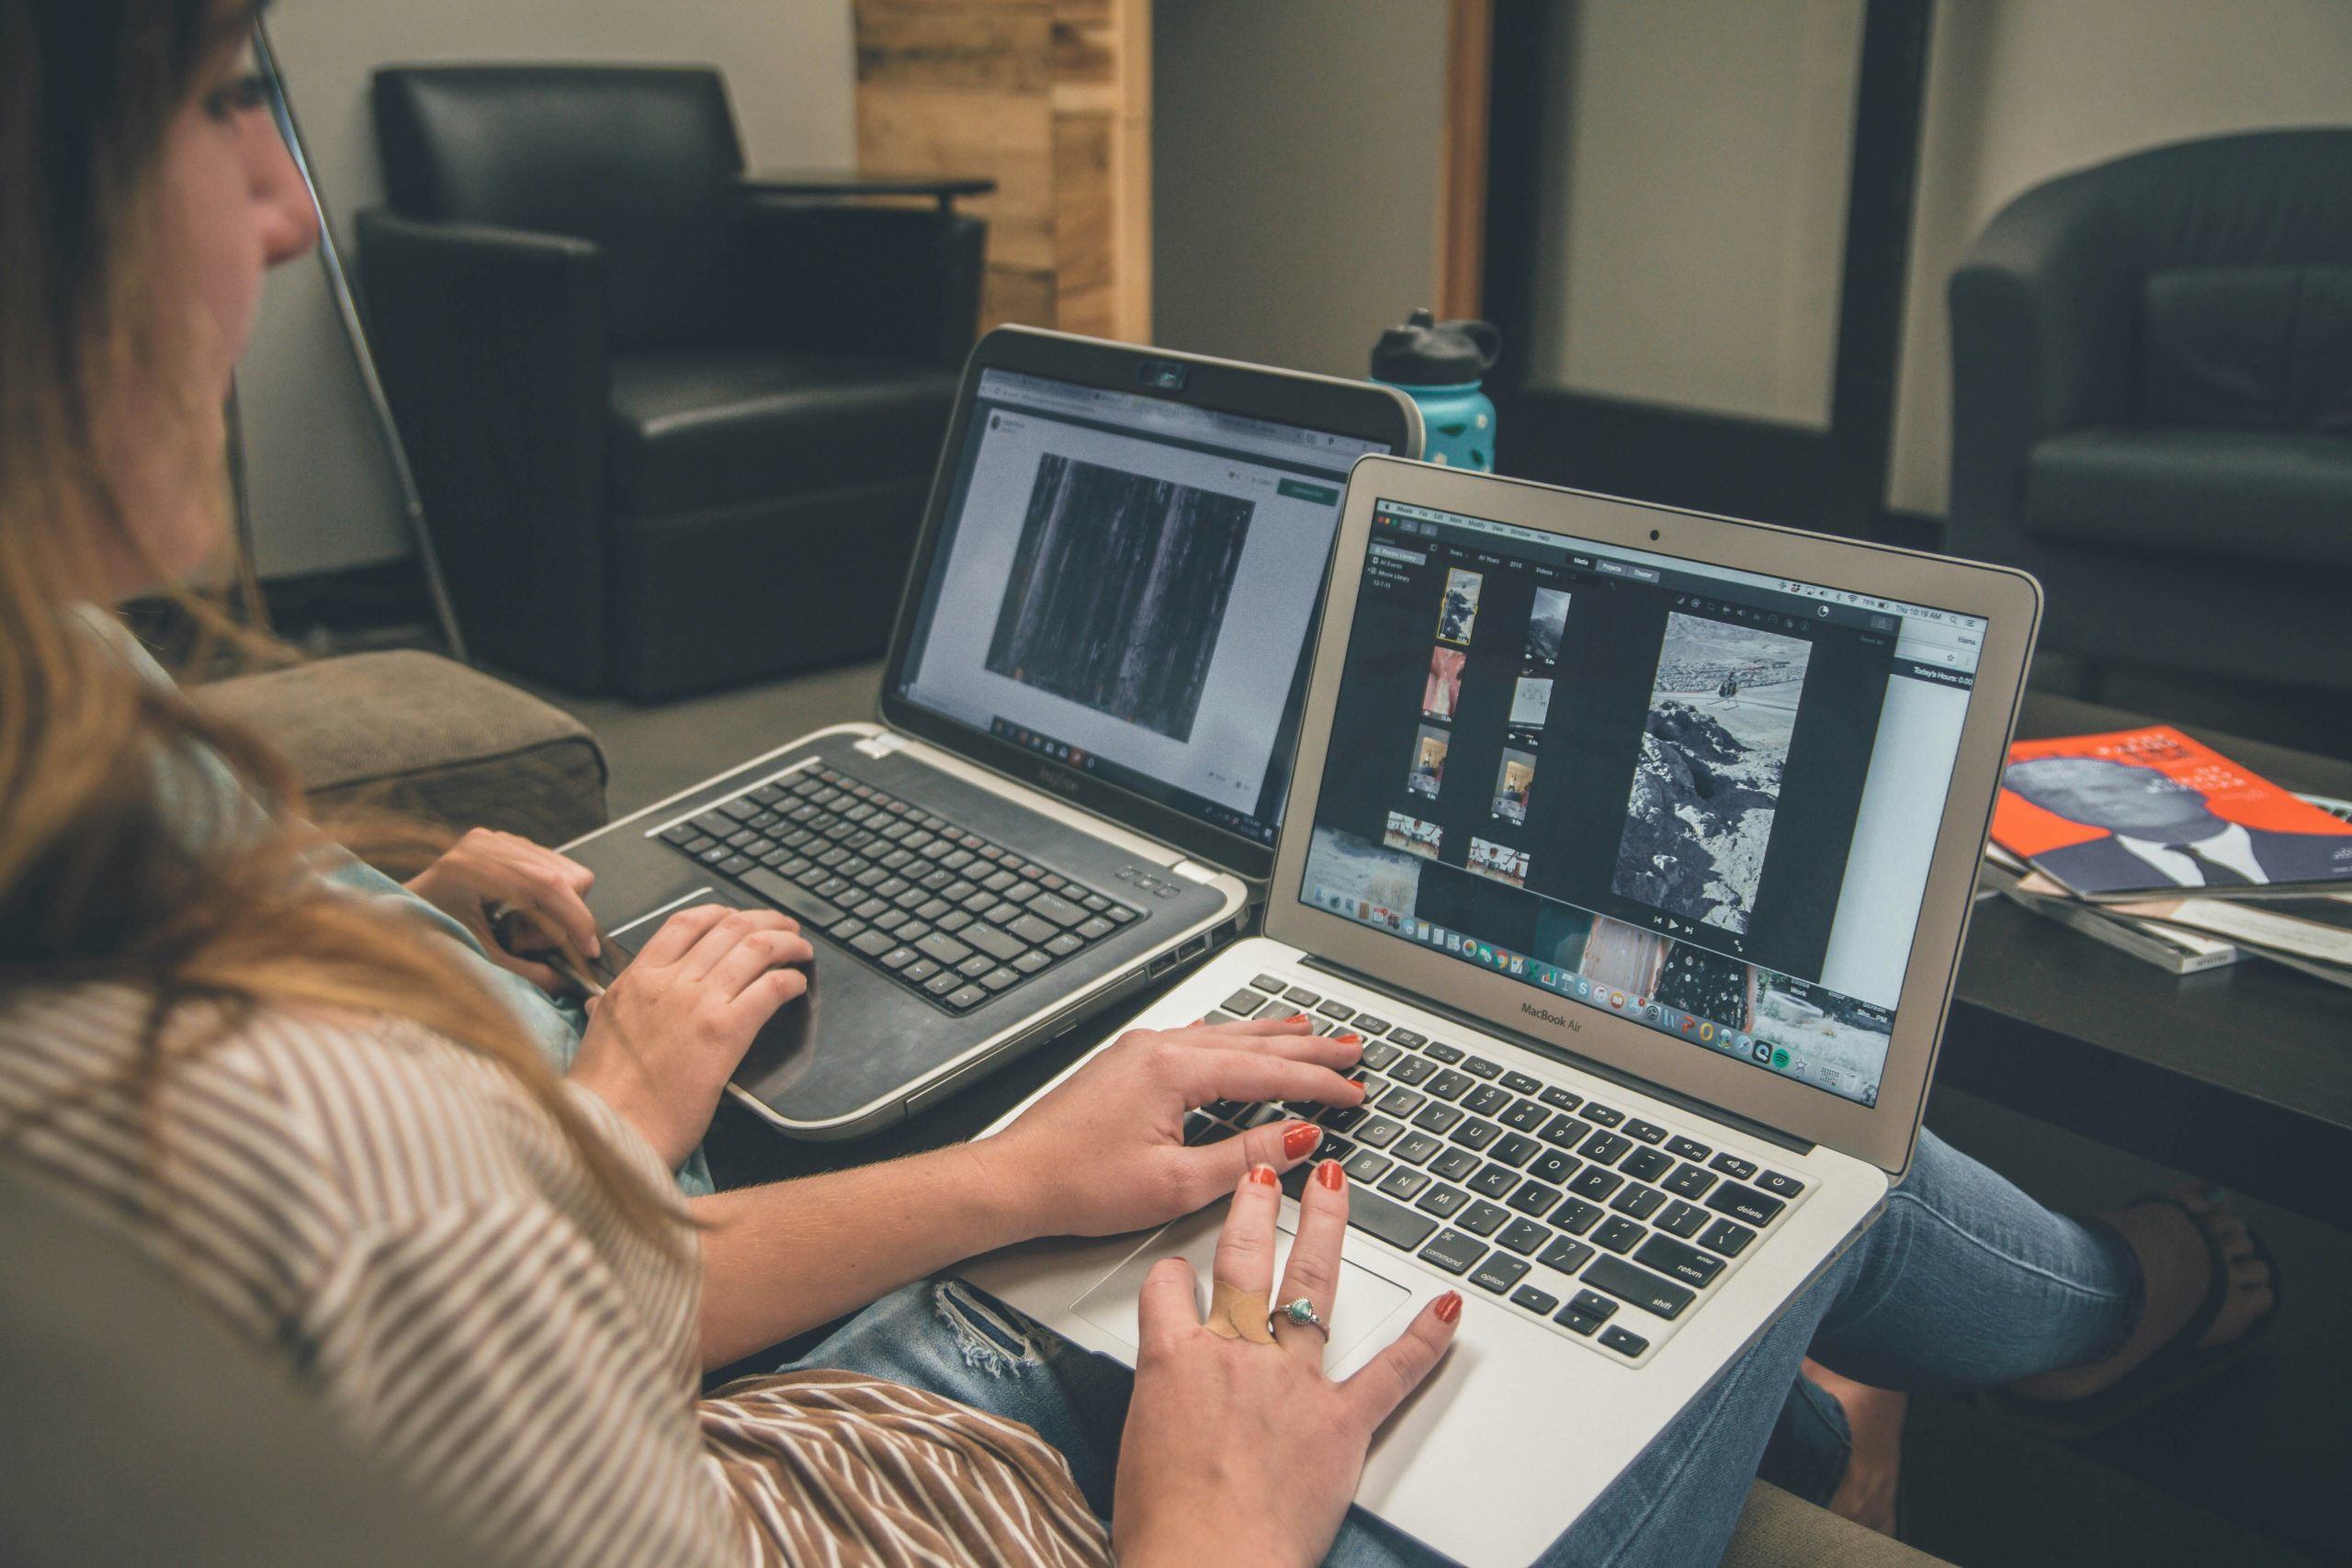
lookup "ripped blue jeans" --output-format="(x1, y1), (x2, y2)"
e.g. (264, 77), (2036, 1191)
(781, 1129), (2141, 1567)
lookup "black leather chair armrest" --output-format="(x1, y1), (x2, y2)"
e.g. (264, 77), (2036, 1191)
(356, 210), (614, 689)
(735, 202), (985, 367)
(1947, 178), (2138, 542)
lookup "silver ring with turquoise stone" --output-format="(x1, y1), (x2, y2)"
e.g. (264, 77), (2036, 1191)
(1276, 1297), (1327, 1337)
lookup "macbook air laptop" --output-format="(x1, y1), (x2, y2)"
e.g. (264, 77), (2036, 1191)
(964, 457), (2041, 1564)
(566, 327), (1420, 1138)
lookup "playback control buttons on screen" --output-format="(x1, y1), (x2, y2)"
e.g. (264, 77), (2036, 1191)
(660, 768), (1141, 1012)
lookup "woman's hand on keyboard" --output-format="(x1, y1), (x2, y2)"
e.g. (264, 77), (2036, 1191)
(571, 905), (812, 1169)
(986, 1015), (1366, 1238)
(404, 828), (602, 993)
(1114, 1160), (1461, 1568)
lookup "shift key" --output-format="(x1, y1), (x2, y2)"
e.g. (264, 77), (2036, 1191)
(742, 868), (849, 931)
(1028, 892), (1087, 928)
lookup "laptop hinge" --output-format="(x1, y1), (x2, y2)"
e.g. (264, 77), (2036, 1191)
(853, 731), (909, 761)
(1298, 954), (1816, 1157)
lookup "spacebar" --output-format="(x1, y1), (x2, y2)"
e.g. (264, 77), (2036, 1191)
(741, 868), (849, 931)
(1346, 1189), (1439, 1253)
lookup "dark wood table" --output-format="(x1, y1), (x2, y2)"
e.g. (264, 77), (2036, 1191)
(738, 169), (997, 213)
(1938, 694), (2352, 1230)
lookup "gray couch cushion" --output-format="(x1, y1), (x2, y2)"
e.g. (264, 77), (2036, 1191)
(194, 650), (607, 849)
(1723, 1481), (1949, 1567)
(2141, 265), (2352, 434)
(2023, 426), (2352, 569)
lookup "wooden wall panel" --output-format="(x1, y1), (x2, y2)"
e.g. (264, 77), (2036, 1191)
(854, 0), (1150, 340)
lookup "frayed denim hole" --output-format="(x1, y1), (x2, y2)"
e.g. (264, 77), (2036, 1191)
(933, 1280), (1045, 1378)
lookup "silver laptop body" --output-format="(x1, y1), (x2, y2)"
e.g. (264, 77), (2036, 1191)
(964, 457), (2041, 1564)
(568, 330), (1420, 1138)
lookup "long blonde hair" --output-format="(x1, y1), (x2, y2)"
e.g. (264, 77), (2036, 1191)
(0, 0), (682, 1245)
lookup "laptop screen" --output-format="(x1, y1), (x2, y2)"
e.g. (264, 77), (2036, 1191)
(897, 368), (1393, 848)
(1296, 498), (1989, 1109)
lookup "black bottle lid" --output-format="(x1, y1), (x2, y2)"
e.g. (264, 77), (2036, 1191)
(1372, 308), (1501, 384)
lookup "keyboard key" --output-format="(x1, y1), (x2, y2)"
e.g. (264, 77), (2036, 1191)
(1377, 1168), (1431, 1201)
(1030, 893), (1088, 928)
(1622, 1147), (1675, 1183)
(1600, 1325), (1649, 1358)
(1472, 1255), (1532, 1295)
(1667, 1134), (1713, 1164)
(1353, 1116), (1404, 1148)
(1538, 1086), (1582, 1111)
(1611, 1184), (1666, 1221)
(1401, 1222), (1476, 1279)
(1462, 1085), (1512, 1118)
(1376, 1086), (1427, 1118)
(1353, 1016), (1394, 1036)
(1623, 1118), (1668, 1145)
(1359, 1040), (1403, 1070)
(1500, 1099), (1550, 1133)
(879, 946), (918, 970)
(1415, 1185), (1470, 1220)
(1469, 1164), (1520, 1199)
(916, 932), (974, 967)
(1538, 1114), (1589, 1149)
(901, 959), (939, 984)
(1449, 1119), (1501, 1152)
(1251, 973), (1288, 994)
(1581, 1103), (1624, 1127)
(1456, 1200), (1511, 1236)
(849, 929), (896, 957)
(1422, 1042), (1466, 1064)
(1537, 1235), (1596, 1277)
(979, 967), (1020, 993)
(944, 985), (989, 1011)
(1394, 1133), (1444, 1166)
(1593, 1216), (1645, 1254)
(963, 924), (1026, 963)
(1578, 1130), (1634, 1166)
(1704, 1182), (1786, 1228)
(1528, 1149), (1578, 1187)
(1346, 1188), (1440, 1253)
(1709, 1153), (1759, 1181)
(1389, 1056), (1436, 1085)
(1013, 951), (1052, 975)
(1412, 1103), (1464, 1135)
(1501, 1071), (1544, 1095)
(1634, 1234), (1725, 1290)
(1462, 1055), (1502, 1080)
(1513, 1284), (1563, 1317)
(1343, 1149), (1393, 1184)
(1664, 1164), (1716, 1200)
(1284, 986), (1323, 1006)
(1046, 933), (1083, 957)
(1426, 1069), (1476, 1101)
(1386, 1028), (1428, 1049)
(1657, 1201), (1709, 1239)
(1756, 1170), (1806, 1199)
(1698, 1218), (1758, 1258)
(1552, 1197), (1604, 1235)
(1497, 1218), (1550, 1255)
(1430, 1148), (1482, 1182)
(1584, 1256), (1693, 1320)
(1076, 917), (1114, 941)
(1317, 1000), (1356, 1021)
(1566, 1167), (1623, 1201)
(1490, 1133), (1542, 1168)
(741, 868), (850, 931)
(1506, 1180), (1562, 1218)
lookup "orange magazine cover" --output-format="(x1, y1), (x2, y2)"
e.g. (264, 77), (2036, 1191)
(1992, 726), (2352, 899)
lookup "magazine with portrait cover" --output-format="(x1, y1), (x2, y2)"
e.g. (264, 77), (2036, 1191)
(1992, 726), (2352, 903)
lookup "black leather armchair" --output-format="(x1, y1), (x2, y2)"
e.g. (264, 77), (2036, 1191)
(1947, 130), (2352, 699)
(356, 66), (983, 700)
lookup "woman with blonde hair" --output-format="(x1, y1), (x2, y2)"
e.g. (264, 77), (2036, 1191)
(0, 4), (2276, 1563)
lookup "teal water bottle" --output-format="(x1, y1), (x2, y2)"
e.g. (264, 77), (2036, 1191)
(1372, 308), (1500, 471)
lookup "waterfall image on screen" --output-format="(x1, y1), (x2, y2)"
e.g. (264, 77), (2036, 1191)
(985, 454), (1256, 742)
(1611, 613), (1813, 934)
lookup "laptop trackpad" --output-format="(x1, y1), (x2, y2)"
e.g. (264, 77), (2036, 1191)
(1072, 1207), (1413, 1364)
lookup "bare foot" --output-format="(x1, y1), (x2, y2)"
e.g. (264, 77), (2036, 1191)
(1803, 1358), (1905, 1537)
(2008, 1190), (2275, 1404)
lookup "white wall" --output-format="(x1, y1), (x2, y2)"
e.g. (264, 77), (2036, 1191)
(242, 0), (854, 578)
(1529, 0), (1862, 429)
(1888, 0), (2352, 514)
(1150, 0), (1444, 380)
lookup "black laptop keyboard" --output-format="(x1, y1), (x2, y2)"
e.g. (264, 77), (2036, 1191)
(656, 766), (1142, 1012)
(1191, 970), (1811, 1364)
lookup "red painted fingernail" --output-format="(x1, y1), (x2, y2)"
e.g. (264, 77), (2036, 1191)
(1434, 1292), (1463, 1325)
(1249, 1164), (1279, 1187)
(1287, 1011), (1311, 1023)
(1337, 1032), (1363, 1045)
(1282, 1122), (1319, 1160)
(1316, 1158), (1345, 1191)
